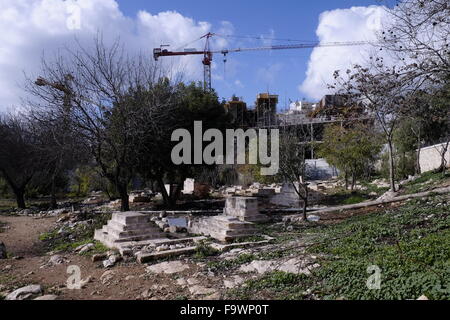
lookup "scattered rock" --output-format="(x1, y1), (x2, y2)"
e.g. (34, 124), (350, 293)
(188, 285), (217, 296)
(176, 278), (188, 286)
(80, 276), (92, 288)
(156, 245), (170, 252)
(307, 215), (320, 222)
(102, 254), (122, 268)
(5, 285), (42, 300)
(3, 265), (12, 271)
(75, 243), (94, 254)
(223, 275), (245, 289)
(187, 278), (200, 285)
(125, 275), (135, 281)
(146, 261), (190, 275)
(34, 295), (58, 300)
(141, 289), (152, 299)
(204, 292), (221, 300)
(48, 255), (68, 266)
(100, 270), (115, 284)
(102, 259), (115, 268)
(239, 258), (318, 275)
(92, 253), (107, 262)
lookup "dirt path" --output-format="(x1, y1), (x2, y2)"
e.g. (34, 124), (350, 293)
(0, 215), (217, 300)
(0, 215), (56, 257)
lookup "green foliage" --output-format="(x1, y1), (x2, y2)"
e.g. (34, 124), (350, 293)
(318, 123), (382, 184)
(229, 192), (449, 300)
(401, 171), (450, 195)
(307, 195), (450, 300)
(341, 195), (367, 205)
(39, 212), (112, 253)
(0, 177), (11, 198)
(194, 241), (220, 259)
(228, 271), (312, 300)
(207, 253), (256, 272)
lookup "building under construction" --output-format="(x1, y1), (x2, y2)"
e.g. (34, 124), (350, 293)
(255, 93), (278, 128)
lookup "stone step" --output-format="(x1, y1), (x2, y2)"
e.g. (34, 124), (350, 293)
(208, 232), (258, 243)
(137, 246), (197, 264)
(237, 214), (270, 223)
(111, 212), (150, 225)
(116, 236), (207, 250)
(103, 225), (163, 239)
(107, 220), (159, 232)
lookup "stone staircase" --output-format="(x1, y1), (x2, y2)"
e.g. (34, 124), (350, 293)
(188, 215), (258, 243)
(94, 212), (166, 249)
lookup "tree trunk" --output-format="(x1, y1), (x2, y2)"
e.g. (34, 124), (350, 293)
(351, 172), (356, 191)
(415, 129), (422, 175)
(117, 183), (129, 212)
(50, 177), (57, 209)
(437, 141), (449, 175)
(302, 196), (308, 221)
(387, 139), (396, 192)
(157, 178), (170, 208)
(344, 171), (349, 190)
(13, 187), (26, 209)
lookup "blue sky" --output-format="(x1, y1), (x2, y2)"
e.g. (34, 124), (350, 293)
(117, 0), (381, 108)
(0, 0), (390, 112)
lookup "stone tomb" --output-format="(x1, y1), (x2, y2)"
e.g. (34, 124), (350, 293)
(187, 197), (268, 242)
(94, 212), (166, 250)
(188, 215), (258, 243)
(224, 197), (269, 223)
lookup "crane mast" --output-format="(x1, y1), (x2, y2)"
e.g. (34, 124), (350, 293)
(153, 33), (370, 92)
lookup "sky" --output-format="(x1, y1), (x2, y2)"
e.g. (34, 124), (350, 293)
(0, 0), (393, 112)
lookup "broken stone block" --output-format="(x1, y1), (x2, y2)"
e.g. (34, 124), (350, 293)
(145, 260), (189, 274)
(5, 285), (42, 300)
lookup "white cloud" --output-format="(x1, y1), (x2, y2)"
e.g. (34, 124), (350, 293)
(0, 0), (231, 111)
(299, 5), (389, 101)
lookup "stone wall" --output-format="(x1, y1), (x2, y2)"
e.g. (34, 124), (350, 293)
(306, 158), (339, 180)
(419, 142), (450, 173)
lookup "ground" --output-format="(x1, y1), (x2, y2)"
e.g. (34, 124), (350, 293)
(0, 172), (449, 300)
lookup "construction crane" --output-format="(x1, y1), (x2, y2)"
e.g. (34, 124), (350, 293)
(153, 32), (371, 92)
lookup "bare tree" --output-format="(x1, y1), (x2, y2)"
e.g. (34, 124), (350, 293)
(380, 0), (450, 79)
(0, 115), (42, 208)
(26, 37), (171, 211)
(331, 60), (424, 192)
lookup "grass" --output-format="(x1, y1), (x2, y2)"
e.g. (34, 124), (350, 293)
(193, 241), (220, 259)
(207, 253), (256, 273)
(321, 190), (372, 206)
(400, 171), (450, 195)
(0, 199), (16, 215)
(228, 193), (450, 300)
(39, 212), (111, 255)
